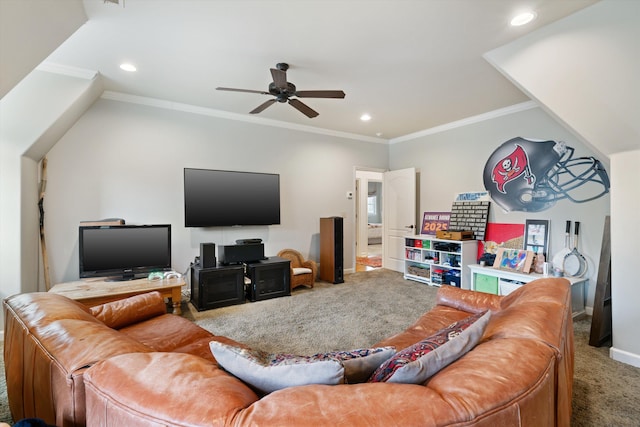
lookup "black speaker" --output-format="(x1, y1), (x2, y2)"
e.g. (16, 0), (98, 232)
(320, 217), (344, 284)
(200, 243), (216, 268)
(219, 243), (265, 265)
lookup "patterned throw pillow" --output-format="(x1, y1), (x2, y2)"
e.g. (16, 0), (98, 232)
(210, 342), (395, 393)
(368, 310), (491, 384)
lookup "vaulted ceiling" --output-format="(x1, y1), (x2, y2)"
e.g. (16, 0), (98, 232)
(3, 0), (599, 139)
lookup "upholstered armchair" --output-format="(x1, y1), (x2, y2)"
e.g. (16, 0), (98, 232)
(277, 249), (317, 289)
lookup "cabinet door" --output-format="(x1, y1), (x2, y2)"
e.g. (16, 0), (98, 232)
(474, 274), (499, 294)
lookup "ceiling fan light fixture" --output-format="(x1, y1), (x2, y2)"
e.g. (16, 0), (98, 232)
(119, 63), (137, 72)
(510, 11), (537, 26)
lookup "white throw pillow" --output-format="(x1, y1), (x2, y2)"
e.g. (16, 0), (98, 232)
(210, 341), (344, 393)
(292, 267), (312, 275)
(209, 342), (396, 392)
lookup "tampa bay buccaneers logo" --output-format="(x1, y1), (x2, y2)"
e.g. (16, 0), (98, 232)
(491, 144), (535, 193)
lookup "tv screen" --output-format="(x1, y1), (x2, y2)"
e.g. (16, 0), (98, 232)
(79, 225), (171, 280)
(184, 168), (281, 227)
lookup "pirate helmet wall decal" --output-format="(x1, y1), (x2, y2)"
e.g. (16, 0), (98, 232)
(483, 137), (610, 212)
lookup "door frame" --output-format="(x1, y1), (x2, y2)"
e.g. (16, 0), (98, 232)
(353, 167), (386, 270)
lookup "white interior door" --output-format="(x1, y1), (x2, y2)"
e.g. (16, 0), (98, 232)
(383, 168), (417, 272)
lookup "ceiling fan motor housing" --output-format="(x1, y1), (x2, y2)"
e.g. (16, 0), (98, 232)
(269, 82), (297, 100)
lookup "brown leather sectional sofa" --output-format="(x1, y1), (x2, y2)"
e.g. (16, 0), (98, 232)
(3, 277), (573, 426)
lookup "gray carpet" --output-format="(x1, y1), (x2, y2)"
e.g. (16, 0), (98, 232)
(2, 269), (639, 425)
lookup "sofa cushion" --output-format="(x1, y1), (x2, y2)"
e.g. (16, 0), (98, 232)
(120, 313), (214, 353)
(210, 341), (345, 393)
(90, 291), (167, 329)
(368, 310), (490, 383)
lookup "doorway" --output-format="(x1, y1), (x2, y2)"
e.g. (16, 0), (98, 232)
(355, 170), (384, 272)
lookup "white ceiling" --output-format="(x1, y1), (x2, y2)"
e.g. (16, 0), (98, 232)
(42, 0), (598, 140)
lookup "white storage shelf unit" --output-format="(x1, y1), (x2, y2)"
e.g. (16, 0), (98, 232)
(404, 236), (478, 289)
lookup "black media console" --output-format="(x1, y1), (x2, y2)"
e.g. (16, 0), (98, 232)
(245, 257), (291, 302)
(190, 256), (291, 311)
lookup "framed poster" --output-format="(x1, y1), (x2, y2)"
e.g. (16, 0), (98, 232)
(524, 219), (549, 258)
(494, 248), (535, 273)
(420, 212), (450, 235)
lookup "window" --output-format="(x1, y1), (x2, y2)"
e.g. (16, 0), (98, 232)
(368, 196), (377, 215)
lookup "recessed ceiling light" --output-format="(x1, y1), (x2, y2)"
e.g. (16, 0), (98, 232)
(510, 11), (537, 26)
(119, 63), (137, 72)
(360, 114), (372, 121)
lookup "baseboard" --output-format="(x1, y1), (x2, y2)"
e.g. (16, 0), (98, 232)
(610, 347), (640, 368)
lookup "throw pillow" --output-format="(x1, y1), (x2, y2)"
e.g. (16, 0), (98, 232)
(329, 347), (396, 383)
(209, 342), (395, 393)
(368, 310), (491, 384)
(210, 341), (344, 393)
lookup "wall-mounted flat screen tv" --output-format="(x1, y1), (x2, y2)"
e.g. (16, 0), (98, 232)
(79, 224), (172, 280)
(184, 168), (281, 227)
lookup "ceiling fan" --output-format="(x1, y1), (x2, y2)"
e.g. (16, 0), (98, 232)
(216, 63), (346, 118)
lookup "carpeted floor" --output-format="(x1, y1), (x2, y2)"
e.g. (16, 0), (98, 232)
(2, 269), (639, 425)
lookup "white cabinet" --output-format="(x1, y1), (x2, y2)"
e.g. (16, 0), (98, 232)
(404, 236), (477, 289)
(467, 264), (587, 318)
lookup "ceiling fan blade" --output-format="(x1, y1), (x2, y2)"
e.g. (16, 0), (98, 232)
(288, 99), (319, 118)
(250, 99), (277, 114)
(216, 87), (270, 95)
(270, 68), (287, 90)
(295, 90), (346, 99)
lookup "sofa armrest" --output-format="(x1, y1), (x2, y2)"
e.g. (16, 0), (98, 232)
(436, 285), (502, 313)
(84, 352), (259, 426)
(91, 291), (167, 329)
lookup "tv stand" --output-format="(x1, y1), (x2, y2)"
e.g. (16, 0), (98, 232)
(245, 257), (291, 302)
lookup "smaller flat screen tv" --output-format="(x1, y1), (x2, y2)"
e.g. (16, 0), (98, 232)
(184, 168), (281, 227)
(79, 225), (171, 280)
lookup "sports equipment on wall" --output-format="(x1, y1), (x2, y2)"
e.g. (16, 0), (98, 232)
(563, 221), (588, 277)
(483, 137), (610, 212)
(216, 63), (345, 118)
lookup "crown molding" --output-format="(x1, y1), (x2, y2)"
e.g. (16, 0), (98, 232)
(36, 62), (98, 80)
(100, 91), (387, 144)
(389, 101), (538, 144)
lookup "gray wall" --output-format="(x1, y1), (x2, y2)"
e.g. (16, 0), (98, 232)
(44, 98), (389, 284)
(389, 106), (610, 310)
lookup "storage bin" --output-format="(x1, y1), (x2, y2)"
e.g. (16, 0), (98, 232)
(444, 271), (461, 288)
(475, 274), (498, 294)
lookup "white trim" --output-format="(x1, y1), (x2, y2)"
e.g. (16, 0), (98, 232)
(36, 62), (98, 80)
(389, 101), (538, 144)
(610, 347), (640, 369)
(585, 305), (593, 316)
(100, 91), (387, 144)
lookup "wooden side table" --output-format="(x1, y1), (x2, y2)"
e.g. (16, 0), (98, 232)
(49, 276), (184, 315)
